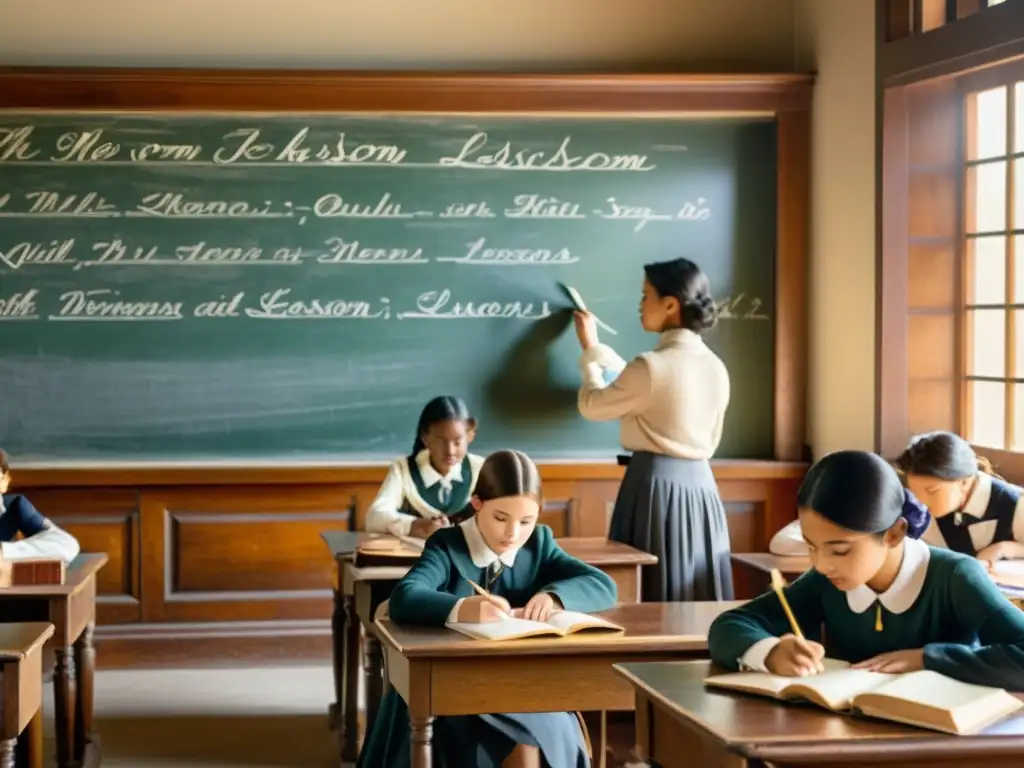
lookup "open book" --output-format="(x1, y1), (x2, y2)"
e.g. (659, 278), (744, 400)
(705, 662), (1023, 735)
(447, 610), (624, 642)
(987, 559), (1024, 589)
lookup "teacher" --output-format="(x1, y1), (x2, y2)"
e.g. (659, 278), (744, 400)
(574, 257), (733, 601)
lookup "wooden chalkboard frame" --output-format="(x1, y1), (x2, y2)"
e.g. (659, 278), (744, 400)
(0, 68), (813, 463)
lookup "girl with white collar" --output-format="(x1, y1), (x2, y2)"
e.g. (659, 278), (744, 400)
(769, 432), (1024, 565)
(358, 449), (617, 768)
(365, 396), (485, 539)
(710, 450), (1024, 686)
(897, 431), (1024, 563)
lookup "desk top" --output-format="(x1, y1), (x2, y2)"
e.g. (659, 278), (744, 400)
(615, 660), (1024, 761)
(375, 600), (742, 659)
(731, 552), (810, 574)
(0, 622), (53, 660)
(324, 530), (658, 567)
(321, 530), (365, 559)
(340, 536), (657, 579)
(0, 553), (108, 598)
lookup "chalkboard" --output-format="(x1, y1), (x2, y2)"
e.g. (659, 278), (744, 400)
(0, 113), (776, 462)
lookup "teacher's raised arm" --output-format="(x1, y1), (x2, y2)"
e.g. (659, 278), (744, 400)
(574, 257), (733, 602)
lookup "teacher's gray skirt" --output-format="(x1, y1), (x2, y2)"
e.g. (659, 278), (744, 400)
(609, 451), (734, 602)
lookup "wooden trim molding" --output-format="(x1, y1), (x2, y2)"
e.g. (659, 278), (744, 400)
(0, 68), (813, 463)
(0, 69), (813, 114)
(11, 460), (809, 489)
(880, 0), (1024, 86)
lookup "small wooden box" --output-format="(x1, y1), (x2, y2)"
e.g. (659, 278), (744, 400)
(0, 558), (66, 587)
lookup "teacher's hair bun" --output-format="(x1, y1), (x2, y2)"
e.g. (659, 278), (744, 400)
(683, 294), (719, 331)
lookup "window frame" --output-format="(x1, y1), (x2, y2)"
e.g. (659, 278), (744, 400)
(960, 62), (1024, 455)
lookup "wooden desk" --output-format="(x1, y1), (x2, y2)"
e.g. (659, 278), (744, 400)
(0, 622), (53, 768)
(616, 660), (1024, 768)
(324, 533), (657, 760)
(377, 601), (740, 768)
(731, 553), (809, 599)
(0, 554), (107, 768)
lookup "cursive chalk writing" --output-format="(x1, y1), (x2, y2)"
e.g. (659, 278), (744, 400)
(129, 142), (202, 162)
(437, 237), (577, 266)
(0, 191), (120, 218)
(313, 192), (430, 220)
(399, 289), (552, 320)
(440, 201), (496, 219)
(318, 238), (427, 264)
(0, 290), (39, 320)
(0, 239), (76, 270)
(439, 132), (655, 172)
(51, 289), (183, 321)
(245, 288), (390, 319)
(717, 293), (770, 320)
(0, 126), (40, 161)
(504, 194), (585, 219)
(51, 130), (121, 163)
(211, 128), (408, 166)
(129, 193), (286, 219)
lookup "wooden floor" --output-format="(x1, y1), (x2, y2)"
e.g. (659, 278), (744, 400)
(37, 664), (638, 767)
(42, 665), (338, 767)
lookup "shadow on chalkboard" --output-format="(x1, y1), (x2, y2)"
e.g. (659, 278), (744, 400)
(484, 310), (577, 421)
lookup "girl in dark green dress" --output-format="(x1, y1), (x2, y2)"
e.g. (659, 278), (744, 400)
(358, 449), (618, 768)
(709, 450), (1024, 689)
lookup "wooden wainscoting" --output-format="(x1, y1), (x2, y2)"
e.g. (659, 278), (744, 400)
(13, 460), (805, 668)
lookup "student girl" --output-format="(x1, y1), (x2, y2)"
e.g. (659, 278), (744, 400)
(0, 449), (80, 563)
(574, 257), (733, 601)
(768, 431), (1024, 564)
(709, 450), (1024, 689)
(358, 449), (618, 768)
(897, 430), (1024, 563)
(365, 396), (485, 539)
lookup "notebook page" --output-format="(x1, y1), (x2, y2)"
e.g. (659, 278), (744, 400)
(705, 660), (857, 701)
(446, 616), (558, 640)
(792, 668), (897, 710)
(867, 670), (1009, 710)
(545, 610), (621, 633)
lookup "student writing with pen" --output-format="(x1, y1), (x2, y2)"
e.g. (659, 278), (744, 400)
(358, 449), (617, 767)
(710, 450), (1024, 688)
(365, 396), (485, 539)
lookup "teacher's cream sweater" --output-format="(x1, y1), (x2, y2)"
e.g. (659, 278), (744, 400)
(578, 328), (730, 460)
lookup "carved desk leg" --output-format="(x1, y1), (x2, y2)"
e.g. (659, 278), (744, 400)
(410, 716), (434, 768)
(0, 737), (16, 768)
(24, 710), (44, 768)
(364, 632), (384, 739)
(53, 646), (77, 768)
(341, 593), (360, 762)
(74, 622), (96, 762)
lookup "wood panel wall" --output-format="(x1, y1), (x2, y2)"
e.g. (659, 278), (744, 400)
(13, 461), (805, 667)
(0, 69), (812, 668)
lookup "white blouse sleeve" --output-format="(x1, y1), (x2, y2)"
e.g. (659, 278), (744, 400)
(577, 345), (651, 422)
(365, 461), (414, 537)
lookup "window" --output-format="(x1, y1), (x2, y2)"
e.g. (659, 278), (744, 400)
(964, 78), (1024, 448)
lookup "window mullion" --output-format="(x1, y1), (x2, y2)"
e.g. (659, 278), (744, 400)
(1006, 81), (1016, 450)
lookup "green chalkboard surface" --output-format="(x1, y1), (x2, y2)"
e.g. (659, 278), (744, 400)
(0, 113), (776, 462)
